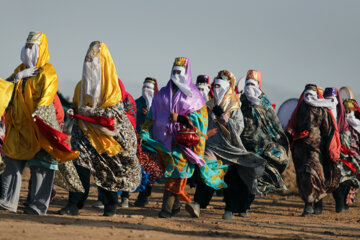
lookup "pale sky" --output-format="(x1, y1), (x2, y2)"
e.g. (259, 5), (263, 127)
(1, 0), (359, 106)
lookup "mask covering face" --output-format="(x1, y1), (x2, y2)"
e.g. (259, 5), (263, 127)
(142, 83), (155, 108)
(325, 96), (338, 122)
(197, 85), (210, 102)
(20, 44), (39, 68)
(82, 56), (101, 107)
(213, 79), (230, 105)
(244, 79), (261, 105)
(346, 111), (360, 134)
(303, 90), (337, 109)
(171, 66), (192, 97)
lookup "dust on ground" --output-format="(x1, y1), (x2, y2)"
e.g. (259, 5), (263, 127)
(0, 165), (359, 240)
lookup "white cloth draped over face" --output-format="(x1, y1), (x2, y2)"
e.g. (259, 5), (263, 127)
(197, 84), (210, 102)
(80, 56), (102, 108)
(346, 111), (360, 134)
(142, 82), (155, 108)
(324, 96), (339, 122)
(214, 78), (230, 105)
(303, 90), (337, 110)
(244, 79), (262, 106)
(20, 43), (39, 68)
(171, 65), (192, 97)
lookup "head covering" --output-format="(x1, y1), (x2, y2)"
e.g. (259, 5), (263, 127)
(170, 57), (192, 97)
(73, 41), (123, 156)
(152, 57), (205, 151)
(302, 84), (336, 109)
(196, 75), (213, 101)
(287, 84), (328, 133)
(244, 70), (262, 106)
(344, 99), (360, 134)
(286, 84), (340, 161)
(118, 78), (136, 129)
(210, 70), (241, 113)
(324, 87), (348, 133)
(20, 32), (50, 68)
(246, 70), (262, 89)
(317, 87), (325, 96)
(344, 99), (360, 113)
(142, 77), (158, 108)
(79, 41), (122, 108)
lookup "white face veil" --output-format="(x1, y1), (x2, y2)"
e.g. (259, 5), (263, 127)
(303, 90), (337, 110)
(142, 82), (155, 108)
(197, 84), (210, 102)
(81, 56), (101, 108)
(171, 66), (192, 97)
(244, 79), (262, 105)
(346, 111), (360, 134)
(20, 44), (39, 68)
(213, 78), (230, 105)
(324, 96), (339, 122)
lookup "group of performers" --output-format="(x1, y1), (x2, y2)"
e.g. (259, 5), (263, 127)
(0, 32), (358, 219)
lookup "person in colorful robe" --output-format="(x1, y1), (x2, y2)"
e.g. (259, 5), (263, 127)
(140, 57), (227, 218)
(286, 84), (341, 216)
(324, 88), (360, 213)
(196, 75), (213, 102)
(240, 70), (290, 194)
(185, 70), (266, 220)
(134, 77), (163, 207)
(343, 99), (360, 207)
(0, 32), (78, 215)
(136, 77), (159, 133)
(58, 41), (141, 217)
(92, 78), (139, 209)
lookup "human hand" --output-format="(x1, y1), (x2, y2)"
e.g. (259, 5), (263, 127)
(67, 109), (74, 119)
(170, 113), (178, 122)
(142, 107), (149, 115)
(15, 67), (38, 81)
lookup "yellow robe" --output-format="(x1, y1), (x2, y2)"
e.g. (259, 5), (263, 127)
(2, 32), (79, 162)
(73, 42), (123, 157)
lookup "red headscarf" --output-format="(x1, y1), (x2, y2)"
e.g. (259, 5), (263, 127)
(118, 78), (137, 130)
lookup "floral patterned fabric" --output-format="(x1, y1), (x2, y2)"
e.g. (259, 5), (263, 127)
(72, 102), (141, 192)
(337, 131), (360, 187)
(140, 106), (227, 191)
(136, 142), (163, 184)
(240, 93), (290, 194)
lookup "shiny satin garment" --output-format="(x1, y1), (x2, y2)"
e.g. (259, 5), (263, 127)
(73, 42), (123, 157)
(0, 78), (14, 116)
(3, 63), (59, 160)
(2, 33), (79, 162)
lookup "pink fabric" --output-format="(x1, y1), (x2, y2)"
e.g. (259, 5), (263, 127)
(334, 88), (349, 133)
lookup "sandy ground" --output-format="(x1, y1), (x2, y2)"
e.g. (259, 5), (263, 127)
(0, 166), (360, 240)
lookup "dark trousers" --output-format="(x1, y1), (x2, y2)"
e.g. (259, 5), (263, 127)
(194, 178), (215, 209)
(223, 165), (255, 213)
(68, 164), (118, 209)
